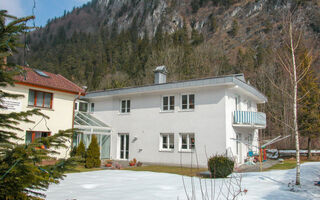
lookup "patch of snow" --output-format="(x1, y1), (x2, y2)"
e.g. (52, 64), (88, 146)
(45, 162), (320, 200)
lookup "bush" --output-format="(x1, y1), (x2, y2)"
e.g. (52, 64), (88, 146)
(76, 140), (86, 158)
(70, 146), (77, 157)
(208, 155), (234, 178)
(85, 135), (101, 168)
(228, 19), (239, 37)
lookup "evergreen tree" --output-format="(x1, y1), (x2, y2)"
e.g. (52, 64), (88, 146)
(228, 19), (239, 37)
(85, 135), (101, 168)
(298, 66), (320, 159)
(76, 139), (86, 159)
(0, 11), (77, 199)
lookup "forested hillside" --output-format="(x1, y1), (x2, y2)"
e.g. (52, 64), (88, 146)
(11, 0), (320, 148)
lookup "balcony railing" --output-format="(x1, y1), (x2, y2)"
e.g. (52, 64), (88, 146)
(233, 111), (266, 127)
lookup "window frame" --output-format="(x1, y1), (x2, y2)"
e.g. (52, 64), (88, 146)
(26, 131), (51, 144)
(179, 133), (195, 152)
(180, 94), (195, 111)
(235, 95), (241, 111)
(120, 99), (131, 113)
(161, 95), (175, 112)
(247, 100), (252, 111)
(90, 102), (95, 113)
(159, 133), (175, 151)
(28, 89), (53, 109)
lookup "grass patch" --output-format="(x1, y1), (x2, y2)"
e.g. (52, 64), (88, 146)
(66, 165), (103, 174)
(265, 160), (306, 171)
(122, 165), (207, 177)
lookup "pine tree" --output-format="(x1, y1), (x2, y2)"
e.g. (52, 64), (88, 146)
(298, 67), (320, 159)
(85, 135), (101, 168)
(76, 139), (86, 158)
(0, 11), (77, 199)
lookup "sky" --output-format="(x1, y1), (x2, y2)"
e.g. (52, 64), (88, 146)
(1, 0), (91, 27)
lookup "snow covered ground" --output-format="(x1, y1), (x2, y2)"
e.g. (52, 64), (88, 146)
(45, 162), (320, 200)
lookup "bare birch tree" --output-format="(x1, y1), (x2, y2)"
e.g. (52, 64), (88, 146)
(268, 10), (315, 185)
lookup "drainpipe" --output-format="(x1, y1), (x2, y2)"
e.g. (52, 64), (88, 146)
(71, 92), (81, 150)
(71, 86), (86, 149)
(72, 92), (81, 129)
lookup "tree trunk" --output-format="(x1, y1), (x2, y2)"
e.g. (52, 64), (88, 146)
(307, 136), (312, 159)
(289, 22), (301, 185)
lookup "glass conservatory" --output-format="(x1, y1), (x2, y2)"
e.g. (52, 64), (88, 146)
(73, 111), (112, 159)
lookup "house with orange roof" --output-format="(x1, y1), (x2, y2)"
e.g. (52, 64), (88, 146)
(1, 67), (85, 157)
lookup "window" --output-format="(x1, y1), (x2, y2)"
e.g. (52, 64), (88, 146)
(181, 94), (195, 110)
(160, 133), (174, 150)
(162, 96), (175, 111)
(247, 100), (252, 111)
(79, 102), (88, 112)
(75, 102), (78, 111)
(120, 100), (130, 113)
(235, 95), (240, 111)
(90, 103), (95, 112)
(180, 133), (195, 151)
(28, 90), (53, 109)
(25, 131), (50, 144)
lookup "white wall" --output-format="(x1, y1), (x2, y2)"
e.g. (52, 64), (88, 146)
(225, 88), (260, 164)
(2, 84), (76, 158)
(91, 86), (227, 167)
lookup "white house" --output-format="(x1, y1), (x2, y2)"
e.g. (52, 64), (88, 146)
(75, 66), (267, 167)
(1, 67), (85, 157)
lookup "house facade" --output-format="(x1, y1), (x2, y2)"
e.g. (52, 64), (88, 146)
(77, 66), (267, 167)
(1, 67), (85, 158)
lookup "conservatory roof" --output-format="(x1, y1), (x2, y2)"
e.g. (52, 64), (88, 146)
(74, 111), (111, 134)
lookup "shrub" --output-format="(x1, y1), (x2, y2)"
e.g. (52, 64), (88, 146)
(85, 135), (101, 168)
(208, 155), (234, 178)
(228, 19), (239, 37)
(76, 140), (86, 158)
(70, 146), (77, 157)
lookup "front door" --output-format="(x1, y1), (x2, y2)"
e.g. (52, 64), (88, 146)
(119, 134), (129, 159)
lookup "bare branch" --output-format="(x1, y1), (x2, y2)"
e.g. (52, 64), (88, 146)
(298, 86), (318, 101)
(264, 72), (293, 99)
(266, 110), (295, 131)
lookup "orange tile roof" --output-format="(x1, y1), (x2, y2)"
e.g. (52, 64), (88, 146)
(14, 67), (85, 95)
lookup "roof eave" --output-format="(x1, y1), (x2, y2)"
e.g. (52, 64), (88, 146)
(232, 78), (268, 103)
(15, 82), (85, 95)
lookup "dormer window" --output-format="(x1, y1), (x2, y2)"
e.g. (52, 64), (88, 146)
(34, 69), (50, 78)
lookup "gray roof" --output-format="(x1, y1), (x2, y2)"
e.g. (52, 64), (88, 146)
(83, 74), (267, 103)
(153, 65), (167, 74)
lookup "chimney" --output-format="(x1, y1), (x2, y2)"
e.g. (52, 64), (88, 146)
(154, 65), (167, 84)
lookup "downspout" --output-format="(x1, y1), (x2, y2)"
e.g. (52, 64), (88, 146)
(72, 92), (81, 129)
(71, 91), (82, 149)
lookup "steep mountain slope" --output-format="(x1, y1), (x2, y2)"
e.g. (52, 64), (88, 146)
(11, 0), (320, 147)
(20, 0), (320, 88)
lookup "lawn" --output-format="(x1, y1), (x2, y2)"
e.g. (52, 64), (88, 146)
(66, 165), (104, 173)
(123, 165), (208, 176)
(265, 159), (307, 171)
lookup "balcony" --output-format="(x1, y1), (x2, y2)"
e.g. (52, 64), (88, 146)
(233, 111), (266, 129)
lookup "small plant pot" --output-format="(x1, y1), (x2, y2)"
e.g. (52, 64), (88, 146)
(105, 163), (112, 167)
(129, 163), (135, 166)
